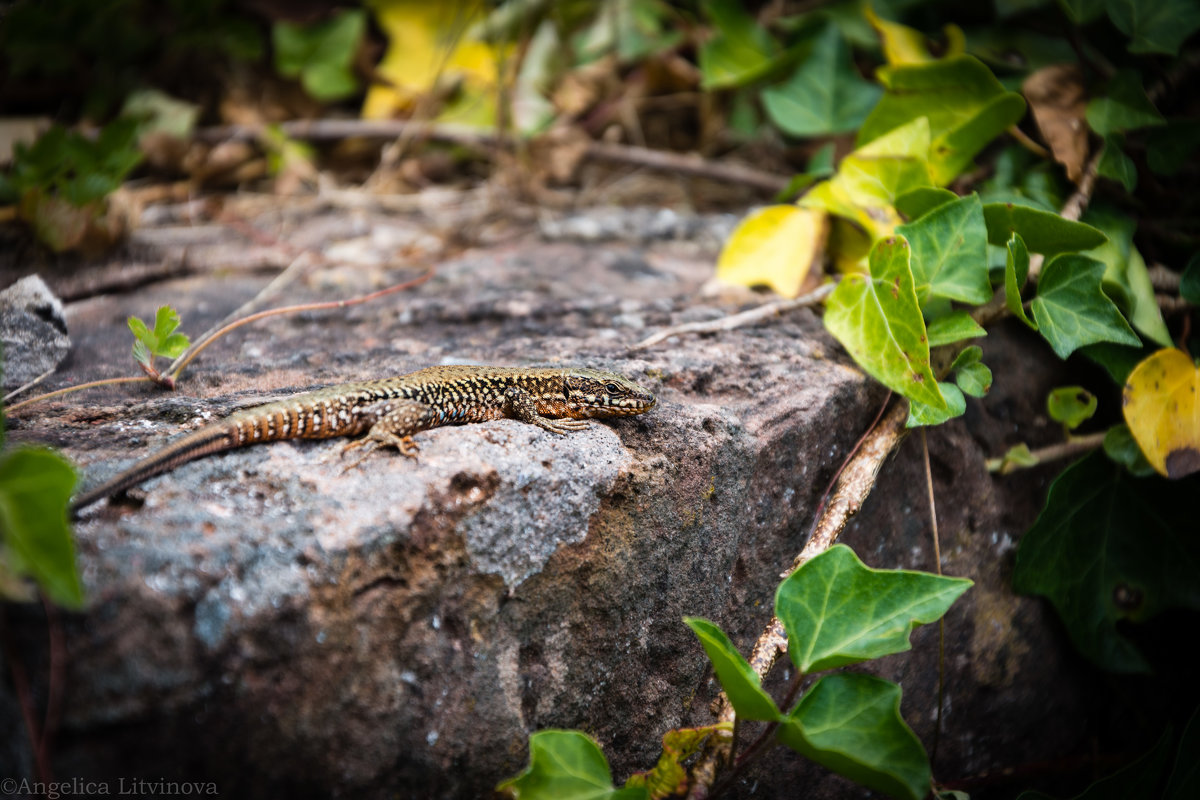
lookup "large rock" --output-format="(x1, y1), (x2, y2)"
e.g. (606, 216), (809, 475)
(1, 206), (1094, 798)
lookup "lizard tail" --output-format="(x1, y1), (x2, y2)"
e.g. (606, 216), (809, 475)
(71, 424), (237, 517)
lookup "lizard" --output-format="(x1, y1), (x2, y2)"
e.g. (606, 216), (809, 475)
(71, 365), (656, 516)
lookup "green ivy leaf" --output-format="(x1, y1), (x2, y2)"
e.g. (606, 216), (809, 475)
(776, 544), (972, 673)
(1082, 206), (1171, 348)
(951, 347), (992, 397)
(907, 381), (966, 427)
(698, 0), (779, 89)
(1080, 342), (1147, 385)
(1106, 0), (1200, 55)
(925, 312), (986, 347)
(983, 202), (1107, 255)
(1096, 135), (1137, 192)
(824, 236), (946, 409)
(857, 55), (1026, 185)
(1057, 0), (1107, 23)
(683, 617), (780, 722)
(895, 187), (958, 221)
(1181, 253), (1200, 306)
(1003, 233), (1036, 328)
(498, 730), (647, 800)
(895, 193), (991, 305)
(272, 9), (365, 101)
(0, 448), (83, 608)
(776, 673), (930, 800)
(1102, 424), (1156, 477)
(1046, 386), (1098, 429)
(1013, 452), (1200, 672)
(762, 22), (882, 137)
(1030, 254), (1140, 359)
(1086, 70), (1165, 135)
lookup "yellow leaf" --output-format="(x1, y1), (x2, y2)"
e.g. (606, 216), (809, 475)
(1122, 348), (1200, 479)
(716, 205), (828, 297)
(362, 0), (510, 122)
(866, 6), (965, 66)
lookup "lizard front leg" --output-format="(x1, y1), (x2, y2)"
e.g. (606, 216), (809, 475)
(341, 399), (437, 470)
(503, 386), (589, 434)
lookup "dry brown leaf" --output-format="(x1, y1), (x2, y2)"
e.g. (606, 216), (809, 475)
(1023, 64), (1089, 183)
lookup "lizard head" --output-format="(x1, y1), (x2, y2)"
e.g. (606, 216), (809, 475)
(561, 369), (657, 418)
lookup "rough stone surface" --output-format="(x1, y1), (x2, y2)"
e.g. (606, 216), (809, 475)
(0, 273), (70, 392)
(0, 206), (1113, 799)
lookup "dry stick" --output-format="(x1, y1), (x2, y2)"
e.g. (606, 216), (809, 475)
(168, 269), (433, 381)
(920, 428), (947, 766)
(686, 400), (911, 799)
(631, 283), (836, 351)
(3, 366), (57, 403)
(986, 431), (1107, 473)
(7, 271), (434, 414)
(193, 120), (790, 193)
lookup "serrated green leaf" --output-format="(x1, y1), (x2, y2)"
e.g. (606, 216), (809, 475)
(895, 187), (958, 221)
(698, 0), (779, 89)
(127, 315), (153, 344)
(159, 333), (190, 359)
(498, 730), (647, 800)
(1004, 233), (1036, 329)
(776, 544), (972, 673)
(131, 339), (151, 368)
(824, 237), (946, 409)
(858, 55), (1026, 185)
(684, 618), (780, 722)
(762, 22), (882, 137)
(152, 305), (181, 341)
(926, 312), (986, 347)
(1106, 0), (1200, 55)
(1096, 135), (1137, 192)
(983, 203), (1107, 255)
(0, 448), (83, 608)
(1047, 386), (1098, 429)
(1031, 254), (1140, 359)
(907, 381), (966, 426)
(1086, 70), (1165, 135)
(776, 673), (930, 800)
(1013, 452), (1200, 672)
(895, 194), (991, 305)
(1102, 424), (1156, 477)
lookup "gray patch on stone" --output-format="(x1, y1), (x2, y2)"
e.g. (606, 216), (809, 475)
(0, 274), (70, 391)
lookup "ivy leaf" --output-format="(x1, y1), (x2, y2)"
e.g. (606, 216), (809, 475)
(1004, 233), (1037, 329)
(776, 544), (972, 673)
(857, 55), (1026, 185)
(715, 205), (826, 297)
(763, 22), (882, 137)
(895, 187), (958, 221)
(0, 447), (83, 608)
(498, 730), (647, 800)
(1105, 0), (1200, 56)
(895, 193), (991, 305)
(1122, 348), (1200, 479)
(698, 0), (779, 89)
(982, 202), (1107, 255)
(1096, 135), (1137, 192)
(824, 236), (946, 409)
(1086, 70), (1165, 135)
(1046, 386), (1098, 429)
(273, 9), (365, 101)
(951, 347), (991, 397)
(801, 118), (935, 241)
(1030, 254), (1140, 359)
(1013, 452), (1200, 673)
(776, 673), (930, 800)
(683, 618), (780, 722)
(1081, 206), (1171, 347)
(1102, 425), (1156, 477)
(925, 312), (986, 347)
(907, 381), (966, 427)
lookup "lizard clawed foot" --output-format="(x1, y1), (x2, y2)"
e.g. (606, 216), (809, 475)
(340, 432), (420, 474)
(535, 417), (590, 435)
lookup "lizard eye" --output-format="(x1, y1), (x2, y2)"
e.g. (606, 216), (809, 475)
(605, 382), (620, 394)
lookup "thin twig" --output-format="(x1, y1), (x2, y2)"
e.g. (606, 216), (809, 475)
(7, 376), (151, 415)
(168, 269), (433, 381)
(986, 431), (1106, 473)
(2, 366), (57, 403)
(921, 428), (946, 766)
(583, 141), (789, 194)
(632, 283), (836, 351)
